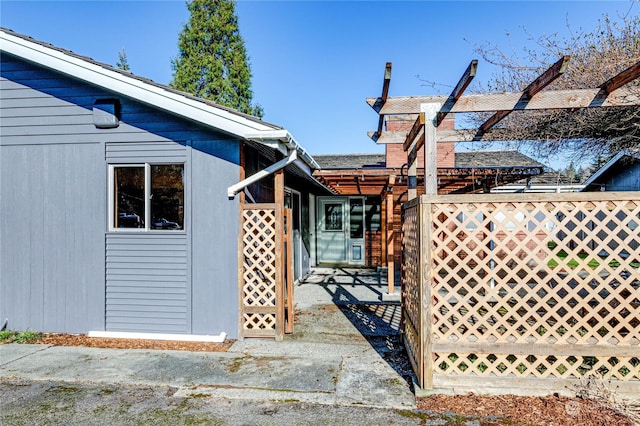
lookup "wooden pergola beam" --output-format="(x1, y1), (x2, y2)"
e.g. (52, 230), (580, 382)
(365, 85), (638, 116)
(477, 55), (570, 136)
(436, 59), (478, 126)
(402, 112), (426, 152)
(600, 60), (640, 94)
(371, 62), (392, 141)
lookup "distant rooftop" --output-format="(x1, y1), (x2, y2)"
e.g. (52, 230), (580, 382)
(313, 150), (544, 170)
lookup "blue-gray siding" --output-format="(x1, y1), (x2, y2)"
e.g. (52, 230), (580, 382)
(1, 52), (241, 337)
(0, 142), (105, 333)
(105, 141), (190, 334)
(106, 234), (189, 333)
(604, 163), (640, 191)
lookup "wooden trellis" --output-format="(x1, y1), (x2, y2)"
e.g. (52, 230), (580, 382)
(402, 193), (640, 397)
(239, 203), (290, 340)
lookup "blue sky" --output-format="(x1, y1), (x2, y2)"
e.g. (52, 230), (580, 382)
(1, 1), (637, 169)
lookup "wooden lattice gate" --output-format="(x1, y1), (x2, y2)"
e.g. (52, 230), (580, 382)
(239, 203), (293, 340)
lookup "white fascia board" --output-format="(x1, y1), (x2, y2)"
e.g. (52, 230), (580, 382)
(245, 129), (320, 170)
(1, 31), (274, 138)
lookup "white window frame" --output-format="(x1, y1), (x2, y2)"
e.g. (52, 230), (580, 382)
(108, 163), (184, 232)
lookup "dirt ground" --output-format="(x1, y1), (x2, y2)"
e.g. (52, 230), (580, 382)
(11, 333), (634, 425)
(36, 333), (234, 352)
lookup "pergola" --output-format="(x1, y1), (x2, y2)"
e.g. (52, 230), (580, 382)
(347, 57), (640, 295)
(314, 165), (545, 196)
(369, 57), (640, 198)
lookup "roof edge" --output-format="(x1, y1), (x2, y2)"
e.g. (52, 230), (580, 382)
(0, 28), (280, 140)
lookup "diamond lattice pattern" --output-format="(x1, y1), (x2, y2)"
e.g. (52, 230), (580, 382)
(410, 198), (640, 382)
(241, 208), (278, 331)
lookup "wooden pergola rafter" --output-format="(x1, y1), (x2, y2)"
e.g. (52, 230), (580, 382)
(369, 56), (640, 196)
(475, 55), (570, 140)
(368, 59), (640, 144)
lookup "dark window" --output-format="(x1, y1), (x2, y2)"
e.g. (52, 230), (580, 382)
(114, 166), (144, 228)
(112, 163), (184, 231)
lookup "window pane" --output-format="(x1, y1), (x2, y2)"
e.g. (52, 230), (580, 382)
(114, 167), (145, 228)
(151, 164), (184, 230)
(324, 203), (342, 231)
(350, 198), (364, 238)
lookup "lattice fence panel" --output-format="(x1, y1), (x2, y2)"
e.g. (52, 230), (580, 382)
(427, 196), (640, 383)
(434, 352), (640, 380)
(430, 198), (640, 348)
(240, 205), (280, 337)
(402, 202), (422, 378)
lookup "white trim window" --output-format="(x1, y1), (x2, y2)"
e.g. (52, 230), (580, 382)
(109, 163), (184, 231)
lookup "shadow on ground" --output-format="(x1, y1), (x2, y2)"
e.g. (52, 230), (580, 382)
(295, 267), (416, 390)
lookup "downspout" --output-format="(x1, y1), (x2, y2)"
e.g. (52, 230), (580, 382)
(227, 149), (298, 199)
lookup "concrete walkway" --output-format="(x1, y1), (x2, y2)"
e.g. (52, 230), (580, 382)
(0, 267), (415, 409)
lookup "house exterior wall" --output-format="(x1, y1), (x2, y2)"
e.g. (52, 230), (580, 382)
(0, 142), (106, 333)
(0, 53), (240, 338)
(588, 162), (640, 192)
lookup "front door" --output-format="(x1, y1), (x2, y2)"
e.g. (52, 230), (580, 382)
(318, 198), (347, 263)
(317, 197), (365, 265)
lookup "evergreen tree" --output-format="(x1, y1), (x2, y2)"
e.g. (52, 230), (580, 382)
(116, 48), (130, 71)
(171, 0), (262, 117)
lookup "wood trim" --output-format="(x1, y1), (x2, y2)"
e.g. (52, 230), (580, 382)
(418, 191), (639, 204)
(433, 342), (640, 357)
(601, 60), (640, 94)
(420, 200), (433, 389)
(432, 376), (640, 398)
(284, 208), (294, 334)
(477, 56), (570, 137)
(386, 174), (395, 295)
(436, 59), (477, 126)
(402, 112), (426, 152)
(274, 170), (285, 341)
(366, 85), (639, 114)
(373, 62), (393, 140)
(381, 196), (387, 264)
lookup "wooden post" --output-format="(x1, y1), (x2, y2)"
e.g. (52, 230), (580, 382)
(420, 103), (439, 387)
(420, 198), (434, 389)
(422, 103), (441, 196)
(403, 112), (425, 201)
(386, 175), (396, 296)
(381, 195), (387, 265)
(284, 209), (294, 334)
(274, 169), (285, 341)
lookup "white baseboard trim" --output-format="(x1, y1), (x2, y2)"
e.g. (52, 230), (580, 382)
(87, 331), (227, 343)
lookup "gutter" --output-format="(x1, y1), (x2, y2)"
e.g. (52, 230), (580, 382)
(227, 149), (298, 199)
(245, 129), (320, 171)
(227, 129), (323, 199)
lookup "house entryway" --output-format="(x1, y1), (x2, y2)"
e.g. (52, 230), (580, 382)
(316, 197), (365, 265)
